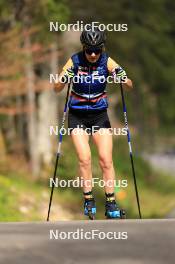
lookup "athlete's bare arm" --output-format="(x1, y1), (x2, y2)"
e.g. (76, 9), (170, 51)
(124, 78), (133, 90)
(107, 57), (133, 90)
(54, 70), (66, 93)
(54, 58), (73, 93)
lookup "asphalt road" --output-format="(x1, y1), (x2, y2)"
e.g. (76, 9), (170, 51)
(0, 219), (175, 264)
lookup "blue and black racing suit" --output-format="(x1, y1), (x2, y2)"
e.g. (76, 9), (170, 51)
(67, 51), (110, 111)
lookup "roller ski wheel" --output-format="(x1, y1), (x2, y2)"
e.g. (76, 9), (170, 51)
(84, 198), (96, 220)
(120, 209), (126, 219)
(105, 200), (126, 220)
(88, 211), (95, 220)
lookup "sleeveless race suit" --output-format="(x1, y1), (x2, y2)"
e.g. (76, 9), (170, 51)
(61, 51), (119, 111)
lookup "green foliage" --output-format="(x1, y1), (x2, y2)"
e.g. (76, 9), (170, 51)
(0, 135), (175, 221)
(29, 0), (70, 42)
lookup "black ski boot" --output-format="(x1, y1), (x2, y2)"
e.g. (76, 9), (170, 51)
(105, 193), (126, 219)
(83, 191), (96, 220)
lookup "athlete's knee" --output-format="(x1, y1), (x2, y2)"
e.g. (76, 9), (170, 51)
(79, 155), (91, 168)
(99, 156), (113, 171)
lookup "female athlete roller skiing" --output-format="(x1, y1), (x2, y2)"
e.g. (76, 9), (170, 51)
(54, 26), (133, 219)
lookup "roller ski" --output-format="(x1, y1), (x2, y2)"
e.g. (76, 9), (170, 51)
(83, 191), (96, 220)
(105, 193), (126, 219)
(84, 198), (96, 220)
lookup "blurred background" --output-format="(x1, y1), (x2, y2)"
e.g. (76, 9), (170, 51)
(0, 0), (175, 221)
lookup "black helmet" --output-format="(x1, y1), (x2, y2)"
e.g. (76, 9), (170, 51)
(80, 26), (106, 48)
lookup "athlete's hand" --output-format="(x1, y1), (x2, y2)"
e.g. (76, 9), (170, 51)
(64, 67), (74, 82)
(114, 66), (127, 83)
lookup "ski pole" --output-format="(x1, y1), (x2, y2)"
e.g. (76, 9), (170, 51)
(47, 81), (72, 221)
(119, 82), (142, 219)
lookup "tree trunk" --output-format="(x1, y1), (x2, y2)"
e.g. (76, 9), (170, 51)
(37, 42), (58, 169)
(24, 31), (40, 177)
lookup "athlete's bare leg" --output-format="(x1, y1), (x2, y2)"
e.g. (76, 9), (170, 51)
(92, 129), (115, 194)
(70, 129), (92, 198)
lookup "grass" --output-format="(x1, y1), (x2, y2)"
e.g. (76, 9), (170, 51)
(0, 135), (175, 221)
(0, 172), (47, 221)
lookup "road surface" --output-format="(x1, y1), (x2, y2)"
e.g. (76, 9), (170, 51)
(0, 219), (175, 264)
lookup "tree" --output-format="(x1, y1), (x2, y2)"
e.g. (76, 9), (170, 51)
(0, 0), (70, 176)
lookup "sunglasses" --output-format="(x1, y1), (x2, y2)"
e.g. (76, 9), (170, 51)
(85, 48), (102, 55)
